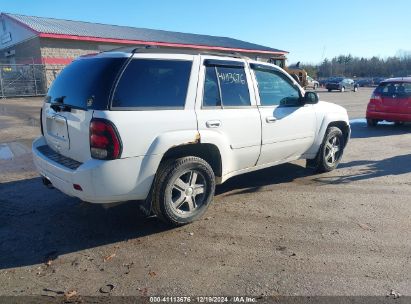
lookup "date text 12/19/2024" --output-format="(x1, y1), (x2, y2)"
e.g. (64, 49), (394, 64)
(149, 296), (258, 303)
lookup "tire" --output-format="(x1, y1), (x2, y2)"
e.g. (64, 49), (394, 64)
(367, 118), (378, 127)
(328, 89), (331, 92)
(340, 86), (345, 92)
(152, 156), (215, 226)
(308, 126), (345, 173)
(313, 84), (318, 90)
(353, 86), (358, 92)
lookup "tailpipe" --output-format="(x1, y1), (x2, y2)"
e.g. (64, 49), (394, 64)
(42, 177), (54, 189)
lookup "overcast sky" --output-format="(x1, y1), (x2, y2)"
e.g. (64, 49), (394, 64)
(1, 0), (410, 64)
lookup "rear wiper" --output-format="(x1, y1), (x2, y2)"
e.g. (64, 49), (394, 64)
(50, 96), (66, 112)
(50, 96), (84, 112)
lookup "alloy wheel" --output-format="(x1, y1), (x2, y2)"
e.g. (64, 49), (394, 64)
(325, 135), (341, 166)
(170, 170), (207, 215)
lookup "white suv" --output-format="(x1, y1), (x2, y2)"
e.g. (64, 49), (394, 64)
(32, 48), (350, 226)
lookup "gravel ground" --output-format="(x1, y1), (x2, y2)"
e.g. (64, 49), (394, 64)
(1, 88), (411, 297)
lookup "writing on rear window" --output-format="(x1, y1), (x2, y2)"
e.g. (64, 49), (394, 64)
(217, 71), (246, 84)
(203, 66), (251, 107)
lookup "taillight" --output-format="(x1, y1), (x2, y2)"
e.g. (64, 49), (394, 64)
(89, 118), (122, 160)
(371, 92), (382, 101)
(40, 107), (44, 135)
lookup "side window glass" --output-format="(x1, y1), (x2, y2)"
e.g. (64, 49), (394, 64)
(203, 64), (251, 107)
(253, 69), (301, 106)
(112, 59), (192, 108)
(216, 67), (251, 106)
(203, 67), (221, 107)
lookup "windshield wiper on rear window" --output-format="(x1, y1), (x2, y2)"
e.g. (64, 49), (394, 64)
(50, 96), (85, 112)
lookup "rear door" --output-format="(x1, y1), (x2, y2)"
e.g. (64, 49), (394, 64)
(195, 57), (262, 173)
(42, 55), (128, 163)
(347, 79), (354, 90)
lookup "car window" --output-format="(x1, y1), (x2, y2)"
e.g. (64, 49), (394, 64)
(112, 59), (192, 108)
(203, 66), (221, 107)
(47, 57), (127, 110)
(253, 68), (301, 106)
(376, 82), (411, 97)
(202, 66), (251, 107)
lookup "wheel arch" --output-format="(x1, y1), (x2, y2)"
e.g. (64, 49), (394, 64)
(327, 120), (350, 148)
(305, 116), (351, 158)
(160, 143), (223, 180)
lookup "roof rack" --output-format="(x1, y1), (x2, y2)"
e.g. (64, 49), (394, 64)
(101, 45), (252, 60)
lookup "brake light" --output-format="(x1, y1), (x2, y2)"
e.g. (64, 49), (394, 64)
(89, 118), (122, 160)
(371, 92), (382, 101)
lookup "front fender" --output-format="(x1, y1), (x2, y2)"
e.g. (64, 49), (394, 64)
(305, 109), (350, 156)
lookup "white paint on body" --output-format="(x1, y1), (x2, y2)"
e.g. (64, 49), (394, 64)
(0, 144), (14, 160)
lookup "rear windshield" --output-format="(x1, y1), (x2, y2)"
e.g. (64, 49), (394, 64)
(375, 82), (411, 97)
(112, 59), (192, 109)
(46, 57), (127, 110)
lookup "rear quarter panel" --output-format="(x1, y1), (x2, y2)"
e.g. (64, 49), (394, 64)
(93, 54), (201, 159)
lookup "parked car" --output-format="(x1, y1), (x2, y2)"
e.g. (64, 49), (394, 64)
(326, 77), (359, 92)
(366, 77), (411, 126)
(32, 49), (350, 226)
(305, 75), (319, 90)
(372, 77), (386, 86)
(319, 78), (328, 87)
(356, 78), (373, 87)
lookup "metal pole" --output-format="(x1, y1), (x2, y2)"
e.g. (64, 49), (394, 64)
(32, 64), (38, 96)
(0, 67), (4, 98)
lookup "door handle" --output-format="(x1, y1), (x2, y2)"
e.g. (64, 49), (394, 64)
(206, 120), (221, 128)
(266, 116), (277, 123)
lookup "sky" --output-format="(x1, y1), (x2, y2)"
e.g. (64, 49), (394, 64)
(1, 0), (410, 64)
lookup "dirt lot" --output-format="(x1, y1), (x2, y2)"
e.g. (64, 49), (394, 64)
(1, 88), (411, 297)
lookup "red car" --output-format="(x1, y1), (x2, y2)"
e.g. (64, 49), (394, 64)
(366, 77), (411, 126)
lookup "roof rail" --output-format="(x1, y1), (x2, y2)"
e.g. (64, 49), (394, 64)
(100, 45), (158, 54)
(100, 45), (252, 59)
(197, 50), (250, 59)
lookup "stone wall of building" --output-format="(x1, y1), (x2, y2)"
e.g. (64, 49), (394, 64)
(0, 37), (42, 64)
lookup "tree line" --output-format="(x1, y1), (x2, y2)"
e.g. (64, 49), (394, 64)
(301, 54), (411, 79)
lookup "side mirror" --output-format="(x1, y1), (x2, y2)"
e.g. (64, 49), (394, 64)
(303, 91), (319, 104)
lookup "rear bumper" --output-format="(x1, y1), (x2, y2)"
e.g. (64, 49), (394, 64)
(366, 111), (411, 122)
(32, 136), (160, 203)
(326, 84), (341, 90)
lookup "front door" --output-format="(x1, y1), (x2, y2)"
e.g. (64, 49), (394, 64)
(250, 64), (316, 165)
